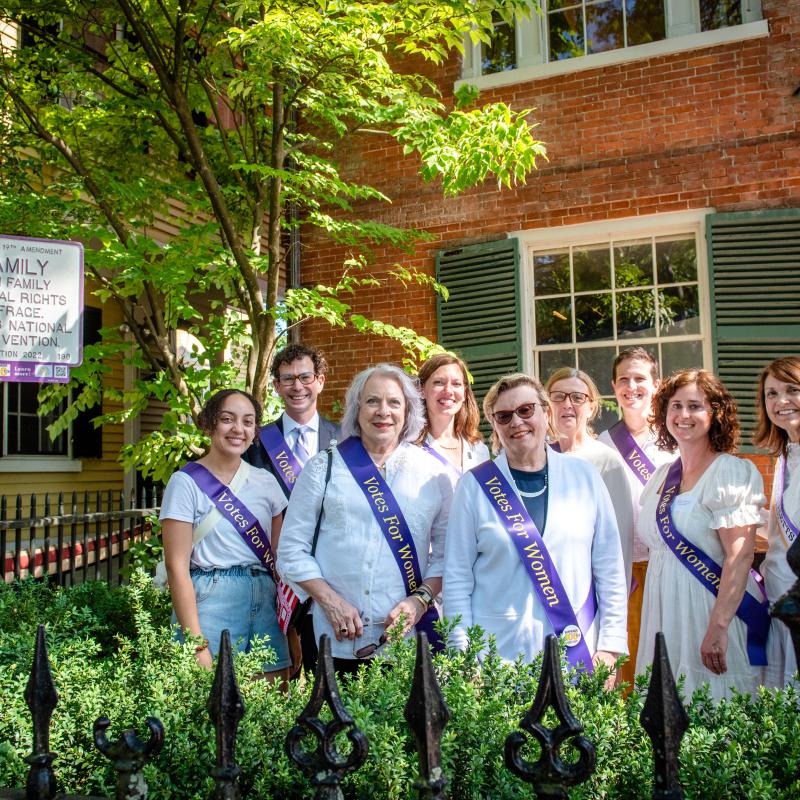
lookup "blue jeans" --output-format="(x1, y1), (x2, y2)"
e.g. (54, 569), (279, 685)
(173, 565), (291, 671)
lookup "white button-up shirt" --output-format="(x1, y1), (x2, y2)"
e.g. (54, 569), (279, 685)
(277, 440), (453, 659)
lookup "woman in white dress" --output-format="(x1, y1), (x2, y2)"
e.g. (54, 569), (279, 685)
(545, 367), (635, 587)
(753, 356), (800, 688)
(417, 353), (490, 482)
(636, 369), (767, 701)
(444, 373), (628, 684)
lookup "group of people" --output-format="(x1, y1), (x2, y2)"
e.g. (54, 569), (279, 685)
(159, 342), (800, 700)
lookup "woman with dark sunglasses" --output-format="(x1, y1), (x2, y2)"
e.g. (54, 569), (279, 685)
(443, 373), (628, 684)
(545, 367), (635, 591)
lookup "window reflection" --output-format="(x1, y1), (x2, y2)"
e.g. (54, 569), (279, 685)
(482, 13), (516, 73)
(535, 297), (572, 344)
(700, 0), (741, 31)
(573, 246), (611, 292)
(586, 0), (624, 55)
(534, 251), (571, 295)
(659, 286), (700, 336)
(614, 240), (653, 288)
(575, 293), (614, 341)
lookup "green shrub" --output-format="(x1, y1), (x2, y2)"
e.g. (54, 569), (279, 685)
(0, 573), (798, 798)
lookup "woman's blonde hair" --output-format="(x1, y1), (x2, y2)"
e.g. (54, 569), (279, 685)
(482, 373), (549, 455)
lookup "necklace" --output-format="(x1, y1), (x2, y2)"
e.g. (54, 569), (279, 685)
(514, 467), (548, 498)
(438, 443), (459, 450)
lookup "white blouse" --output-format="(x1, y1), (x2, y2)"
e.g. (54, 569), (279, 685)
(598, 426), (677, 563)
(277, 441), (453, 659)
(443, 450), (628, 663)
(761, 442), (800, 688)
(562, 437), (635, 590)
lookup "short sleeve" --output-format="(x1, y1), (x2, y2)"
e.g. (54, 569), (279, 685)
(702, 456), (766, 530)
(252, 468), (289, 517)
(159, 471), (202, 524)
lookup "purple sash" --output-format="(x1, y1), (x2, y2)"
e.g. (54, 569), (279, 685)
(607, 421), (655, 487)
(337, 437), (444, 652)
(259, 423), (303, 497)
(421, 442), (462, 478)
(181, 461), (278, 582)
(776, 454), (799, 548)
(656, 459), (769, 666)
(549, 442), (562, 453)
(471, 459), (596, 671)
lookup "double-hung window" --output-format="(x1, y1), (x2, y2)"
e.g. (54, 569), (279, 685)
(463, 1), (766, 85)
(516, 209), (711, 427)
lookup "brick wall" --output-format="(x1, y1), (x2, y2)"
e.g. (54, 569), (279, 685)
(301, 0), (800, 482)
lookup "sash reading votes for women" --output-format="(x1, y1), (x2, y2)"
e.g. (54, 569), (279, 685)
(182, 461), (300, 635)
(656, 459), (770, 666)
(337, 436), (444, 652)
(775, 454), (799, 549)
(607, 420), (656, 487)
(259, 423), (304, 498)
(471, 459), (597, 672)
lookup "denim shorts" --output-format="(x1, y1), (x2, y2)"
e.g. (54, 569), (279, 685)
(173, 565), (290, 671)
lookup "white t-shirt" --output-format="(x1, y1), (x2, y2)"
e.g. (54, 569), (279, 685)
(160, 463), (288, 569)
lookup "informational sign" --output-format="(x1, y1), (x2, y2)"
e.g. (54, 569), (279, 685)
(0, 235), (84, 383)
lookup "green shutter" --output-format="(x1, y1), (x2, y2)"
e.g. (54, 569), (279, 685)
(436, 238), (521, 421)
(707, 209), (800, 452)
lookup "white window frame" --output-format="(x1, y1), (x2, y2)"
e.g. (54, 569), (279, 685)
(512, 208), (715, 380)
(0, 382), (83, 472)
(459, 1), (766, 91)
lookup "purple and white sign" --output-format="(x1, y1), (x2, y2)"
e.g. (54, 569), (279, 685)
(0, 235), (84, 383)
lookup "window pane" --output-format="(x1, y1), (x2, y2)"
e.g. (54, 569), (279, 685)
(534, 251), (571, 295)
(548, 8), (585, 61)
(536, 297), (573, 344)
(575, 293), (614, 341)
(19, 416), (38, 454)
(614, 240), (652, 288)
(586, 0), (624, 55)
(595, 401), (621, 434)
(656, 237), (697, 284)
(482, 16), (516, 74)
(573, 245), (611, 291)
(659, 286), (700, 336)
(616, 288), (658, 338)
(540, 349), (577, 382)
(625, 0), (666, 46)
(577, 346), (617, 394)
(700, 0), (741, 31)
(661, 340), (704, 375)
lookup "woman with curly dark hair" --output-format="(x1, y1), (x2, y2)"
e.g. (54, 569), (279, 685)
(635, 369), (768, 700)
(159, 389), (290, 683)
(754, 356), (800, 688)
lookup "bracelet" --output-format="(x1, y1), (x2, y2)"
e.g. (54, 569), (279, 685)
(410, 593), (428, 612)
(411, 584), (434, 609)
(194, 638), (209, 653)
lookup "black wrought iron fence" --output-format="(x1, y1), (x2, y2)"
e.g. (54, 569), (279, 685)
(1, 627), (691, 800)
(0, 488), (162, 586)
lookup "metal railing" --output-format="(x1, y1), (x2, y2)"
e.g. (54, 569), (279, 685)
(0, 488), (162, 586)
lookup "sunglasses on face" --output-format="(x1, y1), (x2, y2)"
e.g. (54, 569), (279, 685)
(492, 403), (539, 426)
(277, 371), (317, 387)
(549, 391), (589, 405)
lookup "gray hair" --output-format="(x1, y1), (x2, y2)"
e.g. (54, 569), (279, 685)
(340, 364), (425, 443)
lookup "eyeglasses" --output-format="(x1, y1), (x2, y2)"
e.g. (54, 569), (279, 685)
(353, 633), (387, 659)
(549, 391), (589, 406)
(492, 403), (539, 426)
(277, 371), (317, 387)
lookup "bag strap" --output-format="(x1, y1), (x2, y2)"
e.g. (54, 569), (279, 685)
(310, 447), (333, 557)
(191, 459), (250, 546)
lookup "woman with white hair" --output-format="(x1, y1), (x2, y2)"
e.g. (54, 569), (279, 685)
(277, 364), (453, 675)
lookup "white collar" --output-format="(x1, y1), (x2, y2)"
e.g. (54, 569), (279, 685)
(282, 411), (320, 436)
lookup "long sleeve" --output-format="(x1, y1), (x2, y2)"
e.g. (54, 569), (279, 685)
(443, 472), (480, 650)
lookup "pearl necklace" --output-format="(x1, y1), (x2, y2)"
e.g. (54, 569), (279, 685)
(514, 466), (548, 498)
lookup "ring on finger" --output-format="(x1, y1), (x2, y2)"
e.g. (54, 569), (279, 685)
(339, 626), (348, 634)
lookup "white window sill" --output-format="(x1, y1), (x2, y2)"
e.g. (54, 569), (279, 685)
(0, 457), (83, 473)
(456, 19), (769, 92)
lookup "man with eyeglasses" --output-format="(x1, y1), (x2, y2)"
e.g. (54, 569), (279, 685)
(245, 343), (339, 489)
(245, 343), (339, 674)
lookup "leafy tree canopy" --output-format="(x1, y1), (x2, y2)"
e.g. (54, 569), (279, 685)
(0, 0), (546, 479)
